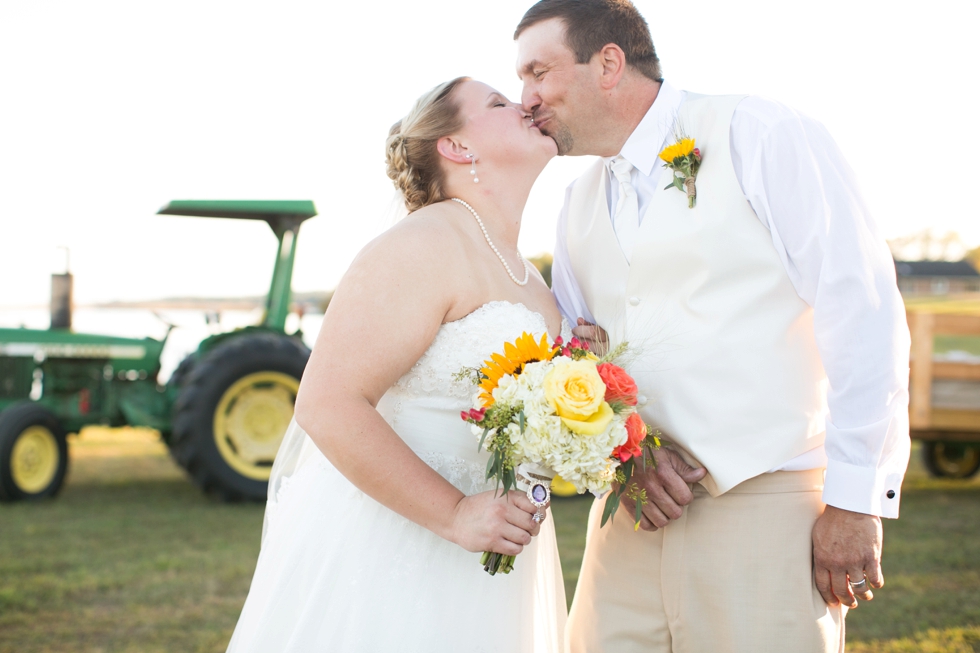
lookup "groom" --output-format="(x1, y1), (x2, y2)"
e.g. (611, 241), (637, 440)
(515, 1), (911, 651)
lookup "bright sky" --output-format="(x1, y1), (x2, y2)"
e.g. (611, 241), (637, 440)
(1, 0), (976, 307)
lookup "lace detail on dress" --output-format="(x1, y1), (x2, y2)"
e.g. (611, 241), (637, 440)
(419, 451), (493, 495)
(390, 301), (565, 400)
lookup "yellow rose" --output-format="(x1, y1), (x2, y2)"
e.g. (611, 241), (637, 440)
(544, 361), (614, 435)
(559, 402), (614, 436)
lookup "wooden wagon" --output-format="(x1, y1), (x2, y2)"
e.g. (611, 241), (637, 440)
(908, 311), (980, 478)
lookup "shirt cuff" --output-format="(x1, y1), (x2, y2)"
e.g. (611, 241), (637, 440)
(822, 459), (904, 519)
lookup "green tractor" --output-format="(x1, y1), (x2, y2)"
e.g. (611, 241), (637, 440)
(0, 200), (317, 502)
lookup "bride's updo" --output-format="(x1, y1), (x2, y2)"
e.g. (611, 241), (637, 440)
(386, 77), (469, 212)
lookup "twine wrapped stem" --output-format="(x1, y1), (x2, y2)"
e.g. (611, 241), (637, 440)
(683, 177), (697, 208)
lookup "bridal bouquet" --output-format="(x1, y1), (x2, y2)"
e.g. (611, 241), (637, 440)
(458, 332), (661, 575)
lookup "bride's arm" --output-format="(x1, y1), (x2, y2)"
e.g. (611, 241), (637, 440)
(294, 217), (539, 555)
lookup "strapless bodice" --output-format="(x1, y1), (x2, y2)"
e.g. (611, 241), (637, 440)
(376, 301), (570, 494)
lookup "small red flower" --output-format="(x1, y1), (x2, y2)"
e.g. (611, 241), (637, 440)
(553, 336), (564, 346)
(561, 347), (571, 357)
(461, 408), (487, 422)
(612, 412), (647, 462)
(569, 337), (582, 349)
(693, 148), (701, 158)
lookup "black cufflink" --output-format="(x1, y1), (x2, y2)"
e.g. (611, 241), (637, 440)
(886, 490), (896, 499)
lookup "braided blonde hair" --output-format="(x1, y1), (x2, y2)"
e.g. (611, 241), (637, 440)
(385, 77), (470, 213)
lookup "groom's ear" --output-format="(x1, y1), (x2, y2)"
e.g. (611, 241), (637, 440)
(436, 137), (473, 165)
(596, 43), (627, 90)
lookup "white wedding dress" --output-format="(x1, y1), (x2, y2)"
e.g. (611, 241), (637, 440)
(227, 301), (569, 653)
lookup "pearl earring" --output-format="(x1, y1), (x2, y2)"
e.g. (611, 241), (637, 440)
(467, 153), (479, 183)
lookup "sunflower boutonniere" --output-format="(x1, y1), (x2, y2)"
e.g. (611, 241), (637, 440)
(659, 137), (701, 208)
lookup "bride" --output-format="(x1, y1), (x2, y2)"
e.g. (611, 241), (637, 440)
(226, 77), (568, 652)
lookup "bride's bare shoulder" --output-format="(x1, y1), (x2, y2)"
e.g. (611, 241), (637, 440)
(346, 202), (467, 281)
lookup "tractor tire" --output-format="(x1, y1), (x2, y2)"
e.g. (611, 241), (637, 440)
(160, 354), (198, 445)
(169, 333), (310, 501)
(922, 441), (980, 479)
(0, 402), (70, 502)
(167, 354), (198, 390)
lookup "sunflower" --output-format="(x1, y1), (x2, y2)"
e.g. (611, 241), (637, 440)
(659, 138), (696, 164)
(478, 332), (558, 406)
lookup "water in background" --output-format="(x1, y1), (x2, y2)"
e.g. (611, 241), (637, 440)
(0, 308), (324, 383)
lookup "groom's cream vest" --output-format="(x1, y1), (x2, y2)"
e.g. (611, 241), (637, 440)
(566, 94), (828, 496)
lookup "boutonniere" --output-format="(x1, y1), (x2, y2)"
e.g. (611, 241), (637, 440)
(659, 137), (701, 208)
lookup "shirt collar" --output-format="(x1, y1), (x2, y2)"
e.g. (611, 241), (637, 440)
(603, 80), (685, 177)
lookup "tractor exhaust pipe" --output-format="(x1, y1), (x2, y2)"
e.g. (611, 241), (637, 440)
(51, 247), (73, 330)
(51, 273), (73, 330)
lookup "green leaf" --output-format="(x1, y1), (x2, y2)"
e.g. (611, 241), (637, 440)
(621, 458), (634, 482)
(478, 426), (490, 453)
(635, 493), (644, 526)
(518, 410), (526, 434)
(485, 454), (496, 480)
(600, 490), (620, 527)
(503, 468), (516, 494)
(664, 178), (680, 192)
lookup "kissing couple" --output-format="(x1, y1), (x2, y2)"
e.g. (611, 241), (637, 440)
(227, 1), (911, 651)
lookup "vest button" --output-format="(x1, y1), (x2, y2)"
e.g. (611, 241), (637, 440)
(637, 395), (648, 406)
(628, 296), (640, 306)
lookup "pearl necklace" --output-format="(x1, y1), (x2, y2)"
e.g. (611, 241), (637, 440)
(450, 198), (529, 286)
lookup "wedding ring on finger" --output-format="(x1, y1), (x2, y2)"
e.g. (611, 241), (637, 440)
(527, 482), (551, 524)
(848, 576), (870, 593)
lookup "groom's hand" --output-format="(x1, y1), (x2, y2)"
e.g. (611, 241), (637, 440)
(620, 448), (707, 531)
(812, 505), (884, 608)
(572, 318), (609, 357)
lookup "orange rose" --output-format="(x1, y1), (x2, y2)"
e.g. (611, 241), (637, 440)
(596, 363), (638, 406)
(612, 412), (647, 462)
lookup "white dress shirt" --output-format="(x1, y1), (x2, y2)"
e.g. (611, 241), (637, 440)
(551, 81), (911, 517)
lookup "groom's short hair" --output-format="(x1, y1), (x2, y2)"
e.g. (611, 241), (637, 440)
(515, 0), (662, 83)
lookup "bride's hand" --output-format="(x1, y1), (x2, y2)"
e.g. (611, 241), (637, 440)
(449, 490), (545, 555)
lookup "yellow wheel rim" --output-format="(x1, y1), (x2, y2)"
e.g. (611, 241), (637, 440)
(933, 443), (980, 478)
(11, 425), (60, 494)
(213, 371), (299, 481)
(550, 475), (580, 498)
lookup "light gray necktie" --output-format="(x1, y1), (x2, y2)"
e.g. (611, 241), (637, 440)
(610, 156), (640, 262)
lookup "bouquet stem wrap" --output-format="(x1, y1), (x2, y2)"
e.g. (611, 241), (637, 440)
(482, 463), (554, 576)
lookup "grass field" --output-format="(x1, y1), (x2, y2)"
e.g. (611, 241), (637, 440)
(1, 429), (979, 653)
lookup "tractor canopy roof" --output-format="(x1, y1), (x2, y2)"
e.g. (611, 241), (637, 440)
(157, 200), (317, 233)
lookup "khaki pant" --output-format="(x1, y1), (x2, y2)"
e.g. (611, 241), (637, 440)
(566, 469), (844, 653)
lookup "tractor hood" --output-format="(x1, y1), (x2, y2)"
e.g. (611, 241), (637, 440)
(0, 328), (164, 369)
